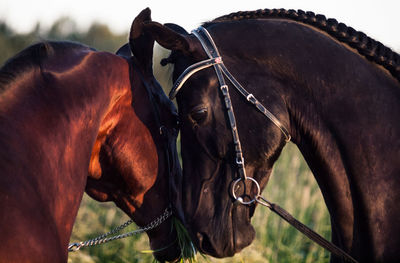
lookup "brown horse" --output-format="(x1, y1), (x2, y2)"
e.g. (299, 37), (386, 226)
(0, 9), (181, 263)
(144, 8), (400, 263)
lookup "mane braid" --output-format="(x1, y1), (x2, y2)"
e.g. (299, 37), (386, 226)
(206, 8), (400, 82)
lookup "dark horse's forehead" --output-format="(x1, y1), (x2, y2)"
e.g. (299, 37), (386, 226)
(169, 59), (220, 111)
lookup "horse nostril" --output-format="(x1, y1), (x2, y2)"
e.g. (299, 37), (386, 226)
(196, 232), (215, 255)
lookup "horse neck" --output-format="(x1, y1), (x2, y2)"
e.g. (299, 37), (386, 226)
(287, 62), (400, 260)
(0, 50), (130, 261)
(286, 60), (400, 261)
(216, 20), (400, 260)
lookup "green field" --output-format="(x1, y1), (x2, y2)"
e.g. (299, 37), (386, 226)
(68, 143), (331, 263)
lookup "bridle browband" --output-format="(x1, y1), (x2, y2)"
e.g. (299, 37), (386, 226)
(169, 26), (358, 263)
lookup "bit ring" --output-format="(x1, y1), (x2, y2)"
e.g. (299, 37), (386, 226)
(231, 177), (261, 205)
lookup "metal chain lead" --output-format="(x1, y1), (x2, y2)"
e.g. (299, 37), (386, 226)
(68, 207), (172, 252)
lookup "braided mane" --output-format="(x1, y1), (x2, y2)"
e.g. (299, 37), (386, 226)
(207, 8), (400, 82)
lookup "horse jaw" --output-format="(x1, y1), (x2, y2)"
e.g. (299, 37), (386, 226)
(179, 160), (257, 257)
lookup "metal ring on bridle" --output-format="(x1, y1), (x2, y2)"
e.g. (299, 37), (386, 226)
(231, 177), (261, 205)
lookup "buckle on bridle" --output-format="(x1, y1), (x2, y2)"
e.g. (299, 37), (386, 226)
(220, 85), (228, 95)
(246, 93), (255, 102)
(236, 156), (244, 166)
(246, 94), (258, 105)
(160, 125), (170, 138)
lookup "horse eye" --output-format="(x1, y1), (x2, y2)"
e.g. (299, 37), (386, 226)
(190, 108), (208, 123)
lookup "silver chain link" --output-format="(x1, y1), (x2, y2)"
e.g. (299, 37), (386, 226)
(68, 207), (172, 252)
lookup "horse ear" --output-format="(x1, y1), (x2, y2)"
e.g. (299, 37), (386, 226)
(129, 8), (154, 73)
(143, 21), (196, 56)
(164, 23), (190, 35)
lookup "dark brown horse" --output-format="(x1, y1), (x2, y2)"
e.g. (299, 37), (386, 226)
(0, 9), (181, 263)
(144, 8), (400, 263)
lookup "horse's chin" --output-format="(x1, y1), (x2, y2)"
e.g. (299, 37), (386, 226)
(152, 246), (181, 263)
(190, 204), (255, 258)
(150, 239), (181, 262)
(148, 222), (181, 262)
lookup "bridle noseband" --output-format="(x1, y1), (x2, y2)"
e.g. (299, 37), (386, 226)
(169, 26), (358, 263)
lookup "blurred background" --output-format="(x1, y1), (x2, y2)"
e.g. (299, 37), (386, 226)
(1, 0), (400, 66)
(1, 1), (399, 262)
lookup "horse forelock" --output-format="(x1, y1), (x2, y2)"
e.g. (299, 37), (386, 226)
(206, 8), (400, 82)
(153, 43), (174, 94)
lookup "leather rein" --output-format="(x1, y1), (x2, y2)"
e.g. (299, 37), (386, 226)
(169, 26), (358, 263)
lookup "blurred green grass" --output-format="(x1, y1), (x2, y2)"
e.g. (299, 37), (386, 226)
(68, 143), (330, 263)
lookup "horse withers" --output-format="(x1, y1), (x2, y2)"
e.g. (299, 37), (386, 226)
(0, 9), (181, 263)
(144, 9), (400, 262)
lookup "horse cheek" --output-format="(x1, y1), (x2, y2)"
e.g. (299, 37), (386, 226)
(119, 123), (159, 208)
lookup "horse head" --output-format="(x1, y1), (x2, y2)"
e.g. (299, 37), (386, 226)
(85, 9), (182, 261)
(144, 20), (290, 257)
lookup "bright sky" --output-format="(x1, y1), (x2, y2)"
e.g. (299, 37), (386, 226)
(1, 0), (399, 51)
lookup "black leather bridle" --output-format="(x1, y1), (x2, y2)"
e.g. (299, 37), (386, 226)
(130, 56), (179, 205)
(168, 26), (358, 263)
(169, 26), (291, 204)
